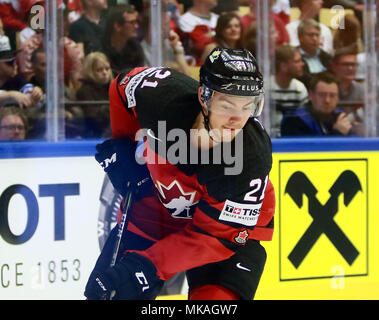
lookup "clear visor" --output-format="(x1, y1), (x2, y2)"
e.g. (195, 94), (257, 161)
(206, 92), (265, 118)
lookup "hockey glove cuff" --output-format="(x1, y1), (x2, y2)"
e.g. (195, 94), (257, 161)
(95, 138), (151, 198)
(85, 252), (163, 300)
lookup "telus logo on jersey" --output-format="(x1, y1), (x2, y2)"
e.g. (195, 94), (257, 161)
(219, 200), (261, 227)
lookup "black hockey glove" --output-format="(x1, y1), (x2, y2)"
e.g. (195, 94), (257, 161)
(84, 252), (164, 300)
(95, 138), (151, 198)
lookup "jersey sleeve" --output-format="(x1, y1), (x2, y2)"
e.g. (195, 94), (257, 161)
(109, 67), (149, 139)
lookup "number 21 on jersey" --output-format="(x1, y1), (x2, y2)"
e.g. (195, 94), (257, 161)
(140, 69), (171, 88)
(243, 175), (268, 203)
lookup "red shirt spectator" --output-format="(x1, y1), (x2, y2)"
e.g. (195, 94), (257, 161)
(177, 0), (219, 65)
(0, 0), (44, 31)
(240, 12), (289, 46)
(16, 32), (84, 85)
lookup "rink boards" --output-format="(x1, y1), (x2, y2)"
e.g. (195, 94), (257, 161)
(0, 138), (378, 300)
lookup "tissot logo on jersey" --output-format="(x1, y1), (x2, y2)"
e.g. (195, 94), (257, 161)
(219, 200), (261, 226)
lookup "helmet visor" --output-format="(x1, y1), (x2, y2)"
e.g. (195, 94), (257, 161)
(207, 91), (265, 118)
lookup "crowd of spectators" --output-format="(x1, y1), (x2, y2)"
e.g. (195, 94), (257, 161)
(0, 0), (368, 141)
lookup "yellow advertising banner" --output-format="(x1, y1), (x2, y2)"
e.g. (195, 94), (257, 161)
(160, 150), (379, 300)
(256, 151), (379, 300)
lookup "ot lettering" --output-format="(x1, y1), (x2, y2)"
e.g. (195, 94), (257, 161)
(0, 183), (79, 244)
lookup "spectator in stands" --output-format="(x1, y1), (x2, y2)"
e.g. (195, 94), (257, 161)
(323, 0), (363, 27)
(21, 46), (47, 138)
(76, 51), (113, 101)
(17, 13), (84, 89)
(177, 0), (193, 13)
(270, 45), (308, 137)
(330, 51), (364, 135)
(177, 0), (219, 65)
(29, 47), (46, 92)
(240, 0), (289, 47)
(0, 34), (43, 108)
(165, 30), (192, 77)
(272, 0), (291, 25)
(68, 0), (108, 55)
(16, 1), (84, 92)
(297, 19), (332, 89)
(166, 0), (183, 33)
(286, 0), (334, 54)
(18, 0), (47, 45)
(242, 20), (278, 58)
(0, 0), (45, 48)
(330, 51), (364, 105)
(101, 4), (145, 75)
(281, 71), (355, 136)
(66, 0), (83, 24)
(333, 13), (363, 55)
(212, 0), (239, 15)
(0, 106), (28, 140)
(75, 51), (112, 138)
(332, 13), (365, 80)
(0, 17), (5, 35)
(140, 10), (191, 77)
(200, 12), (244, 63)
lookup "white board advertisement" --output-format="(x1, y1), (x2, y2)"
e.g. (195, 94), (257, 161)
(0, 156), (104, 299)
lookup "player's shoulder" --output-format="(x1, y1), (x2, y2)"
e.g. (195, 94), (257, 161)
(120, 67), (197, 99)
(115, 67), (200, 136)
(116, 66), (197, 88)
(113, 66), (198, 113)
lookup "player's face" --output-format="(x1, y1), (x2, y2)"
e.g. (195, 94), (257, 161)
(207, 92), (254, 142)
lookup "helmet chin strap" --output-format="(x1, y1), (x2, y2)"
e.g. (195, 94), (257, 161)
(200, 101), (220, 143)
(200, 86), (220, 143)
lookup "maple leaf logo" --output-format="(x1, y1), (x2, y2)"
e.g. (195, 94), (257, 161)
(155, 180), (198, 219)
(234, 229), (249, 244)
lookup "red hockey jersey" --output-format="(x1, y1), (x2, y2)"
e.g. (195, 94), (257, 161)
(108, 67), (275, 280)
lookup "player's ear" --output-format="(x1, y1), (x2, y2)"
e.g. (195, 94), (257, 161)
(198, 87), (204, 105)
(198, 87), (208, 114)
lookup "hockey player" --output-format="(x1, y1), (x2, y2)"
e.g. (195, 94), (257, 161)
(84, 47), (276, 300)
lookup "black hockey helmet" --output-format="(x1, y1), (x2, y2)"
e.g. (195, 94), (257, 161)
(199, 47), (264, 117)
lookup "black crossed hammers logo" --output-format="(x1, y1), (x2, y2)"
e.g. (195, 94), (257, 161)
(285, 170), (362, 269)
